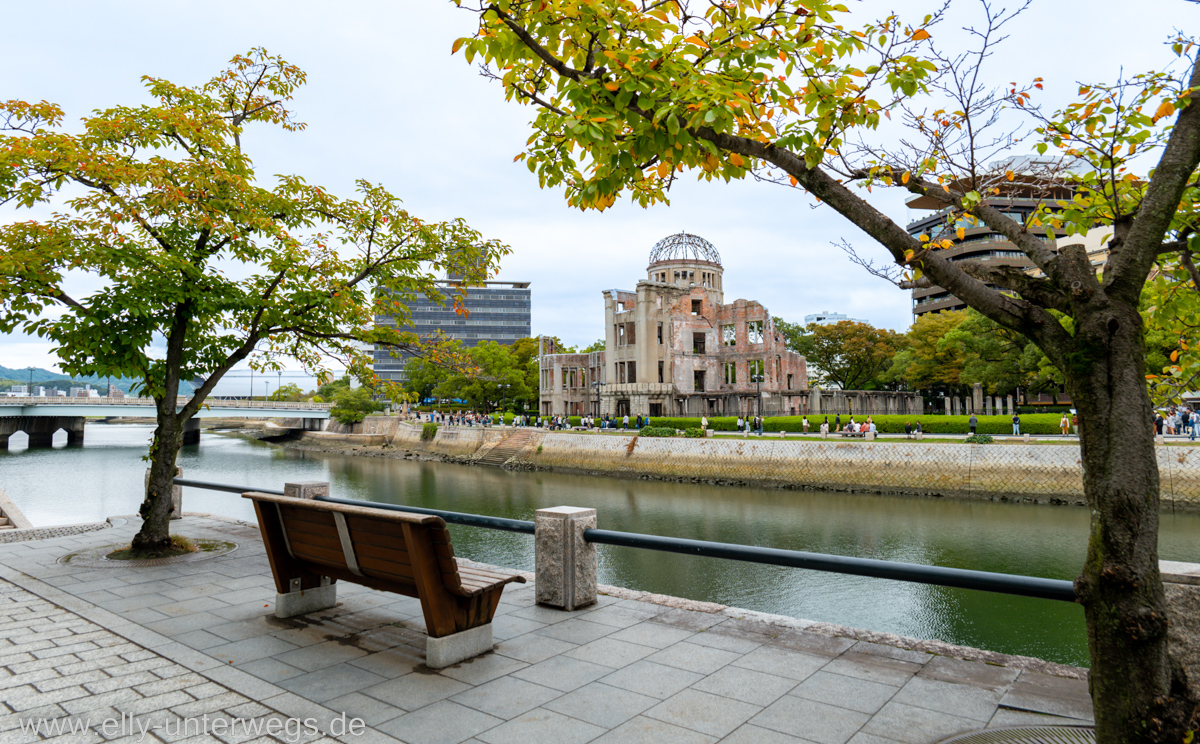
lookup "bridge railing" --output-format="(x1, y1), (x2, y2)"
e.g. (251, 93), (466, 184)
(2, 396), (331, 410)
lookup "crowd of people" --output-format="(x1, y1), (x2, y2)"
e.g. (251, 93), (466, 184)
(1154, 406), (1197, 439)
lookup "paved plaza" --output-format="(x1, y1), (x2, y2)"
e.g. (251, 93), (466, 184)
(0, 515), (1094, 744)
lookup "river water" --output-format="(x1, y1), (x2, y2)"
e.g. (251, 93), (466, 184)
(3, 423), (1199, 667)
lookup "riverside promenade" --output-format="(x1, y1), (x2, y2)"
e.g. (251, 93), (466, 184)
(0, 515), (1094, 744)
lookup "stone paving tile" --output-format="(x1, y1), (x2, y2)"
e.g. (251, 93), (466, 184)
(273, 640), (369, 673)
(858, 701), (980, 744)
(732, 645), (829, 681)
(789, 670), (900, 715)
(563, 637), (655, 669)
(510, 654), (612, 692)
(606, 623), (695, 650)
(917, 655), (1020, 691)
(596, 660), (704, 700)
(494, 633), (577, 665)
(849, 642), (932, 666)
(345, 646), (425, 679)
(233, 657), (306, 684)
(207, 636), (301, 666)
(820, 654), (922, 687)
(378, 700), (501, 744)
(642, 688), (761, 738)
(751, 695), (871, 744)
(438, 652), (528, 686)
(475, 708), (605, 744)
(891, 675), (1003, 722)
(542, 682), (657, 729)
(645, 609), (724, 633)
(589, 715), (716, 744)
(576, 606), (658, 630)
(722, 723), (815, 744)
(320, 691), (405, 727)
(998, 670), (1094, 720)
(361, 672), (470, 711)
(641, 641), (740, 675)
(276, 663), (387, 703)
(488, 614), (547, 642)
(987, 707), (1094, 728)
(691, 665), (797, 706)
(449, 676), (561, 719)
(533, 618), (616, 646)
(771, 630), (856, 659)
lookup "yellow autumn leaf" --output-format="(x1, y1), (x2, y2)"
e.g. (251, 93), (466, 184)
(729, 153), (745, 167)
(685, 35), (709, 48)
(1153, 100), (1175, 122)
(451, 38), (467, 54)
(911, 29), (931, 41)
(656, 161), (671, 178)
(956, 227), (965, 240)
(605, 82), (619, 91)
(789, 175), (798, 186)
(901, 171), (910, 184)
(1006, 170), (1015, 181)
(1171, 350), (1180, 362)
(590, 117), (608, 122)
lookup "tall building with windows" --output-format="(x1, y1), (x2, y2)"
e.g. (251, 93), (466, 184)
(373, 280), (532, 384)
(804, 311), (867, 326)
(907, 158), (1079, 318)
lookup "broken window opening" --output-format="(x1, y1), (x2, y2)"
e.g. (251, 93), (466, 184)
(691, 299), (701, 315)
(657, 321), (663, 344)
(722, 324), (736, 347)
(694, 370), (706, 392)
(747, 320), (764, 344)
(627, 362), (637, 384)
(692, 332), (706, 354)
(724, 362), (737, 385)
(658, 360), (664, 383)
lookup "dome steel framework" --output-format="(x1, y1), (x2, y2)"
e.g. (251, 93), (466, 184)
(648, 231), (722, 265)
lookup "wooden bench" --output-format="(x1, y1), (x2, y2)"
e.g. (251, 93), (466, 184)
(243, 491), (526, 668)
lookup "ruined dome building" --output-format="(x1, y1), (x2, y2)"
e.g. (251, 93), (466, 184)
(539, 232), (809, 418)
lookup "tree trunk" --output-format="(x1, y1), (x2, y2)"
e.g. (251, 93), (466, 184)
(132, 410), (183, 553)
(1069, 301), (1197, 743)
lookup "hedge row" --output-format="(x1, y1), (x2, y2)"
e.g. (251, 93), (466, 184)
(650, 413), (1067, 435)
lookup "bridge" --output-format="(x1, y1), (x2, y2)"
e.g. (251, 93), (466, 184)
(0, 397), (331, 449)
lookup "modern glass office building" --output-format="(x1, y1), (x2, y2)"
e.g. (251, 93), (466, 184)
(373, 280), (532, 384)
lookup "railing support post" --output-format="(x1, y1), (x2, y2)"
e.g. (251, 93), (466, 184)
(535, 506), (597, 611)
(285, 481), (330, 500)
(1163, 561), (1200, 702)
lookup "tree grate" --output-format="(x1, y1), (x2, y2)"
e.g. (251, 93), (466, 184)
(939, 727), (1094, 743)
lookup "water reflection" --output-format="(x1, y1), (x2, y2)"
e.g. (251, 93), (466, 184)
(3, 423), (1199, 666)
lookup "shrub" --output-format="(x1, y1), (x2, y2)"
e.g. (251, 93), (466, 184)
(330, 386), (384, 425)
(638, 426), (678, 437)
(965, 433), (995, 444)
(684, 428), (705, 438)
(568, 416), (582, 427)
(420, 423), (438, 441)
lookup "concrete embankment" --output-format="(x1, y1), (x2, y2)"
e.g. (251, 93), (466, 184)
(282, 417), (1200, 509)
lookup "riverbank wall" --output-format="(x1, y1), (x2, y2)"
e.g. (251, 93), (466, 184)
(374, 418), (1200, 508)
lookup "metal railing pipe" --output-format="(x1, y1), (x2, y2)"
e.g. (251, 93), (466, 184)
(316, 495), (535, 535)
(582, 528), (1078, 602)
(174, 478), (285, 496)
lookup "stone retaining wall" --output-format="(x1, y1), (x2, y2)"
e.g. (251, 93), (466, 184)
(516, 432), (1200, 507)
(364, 418), (1200, 507)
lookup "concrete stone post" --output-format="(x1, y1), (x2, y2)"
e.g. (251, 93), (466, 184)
(972, 383), (984, 413)
(274, 481), (337, 619)
(944, 397), (952, 416)
(535, 506), (597, 611)
(285, 482), (330, 500)
(1163, 561), (1200, 702)
(985, 397), (993, 416)
(1006, 395), (1013, 417)
(145, 467), (184, 520)
(182, 417), (201, 446)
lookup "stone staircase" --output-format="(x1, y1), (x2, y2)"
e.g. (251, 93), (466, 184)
(475, 429), (538, 467)
(0, 515), (13, 531)
(0, 486), (32, 530)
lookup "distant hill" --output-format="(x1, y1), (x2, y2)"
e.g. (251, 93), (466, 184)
(0, 366), (193, 395)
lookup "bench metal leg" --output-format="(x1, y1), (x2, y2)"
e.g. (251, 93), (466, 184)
(275, 576), (336, 619)
(426, 624), (494, 669)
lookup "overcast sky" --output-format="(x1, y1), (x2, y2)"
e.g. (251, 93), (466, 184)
(0, 0), (1191, 375)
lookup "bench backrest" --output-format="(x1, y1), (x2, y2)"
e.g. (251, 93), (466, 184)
(243, 492), (468, 597)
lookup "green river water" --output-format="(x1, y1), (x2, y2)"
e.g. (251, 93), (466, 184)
(2, 422), (1198, 667)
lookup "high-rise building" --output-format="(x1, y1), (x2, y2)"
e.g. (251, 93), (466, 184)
(907, 158), (1081, 318)
(373, 280), (532, 384)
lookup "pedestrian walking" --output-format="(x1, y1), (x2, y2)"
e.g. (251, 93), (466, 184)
(802, 416), (809, 433)
(1012, 413), (1021, 436)
(1060, 413), (1069, 436)
(968, 413), (978, 435)
(701, 415), (708, 432)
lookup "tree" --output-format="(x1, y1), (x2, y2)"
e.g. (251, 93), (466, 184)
(453, 3), (1200, 737)
(330, 386), (383, 425)
(405, 347), (459, 402)
(774, 318), (904, 389)
(435, 341), (531, 411)
(582, 338), (605, 352)
(268, 382), (304, 402)
(0, 50), (505, 555)
(887, 311), (969, 396)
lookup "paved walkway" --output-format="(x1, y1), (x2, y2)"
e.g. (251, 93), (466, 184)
(0, 516), (1094, 744)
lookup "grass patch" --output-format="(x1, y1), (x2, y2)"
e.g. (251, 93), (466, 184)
(106, 535), (198, 561)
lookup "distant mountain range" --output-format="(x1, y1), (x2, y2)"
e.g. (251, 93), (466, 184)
(0, 365), (193, 394)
